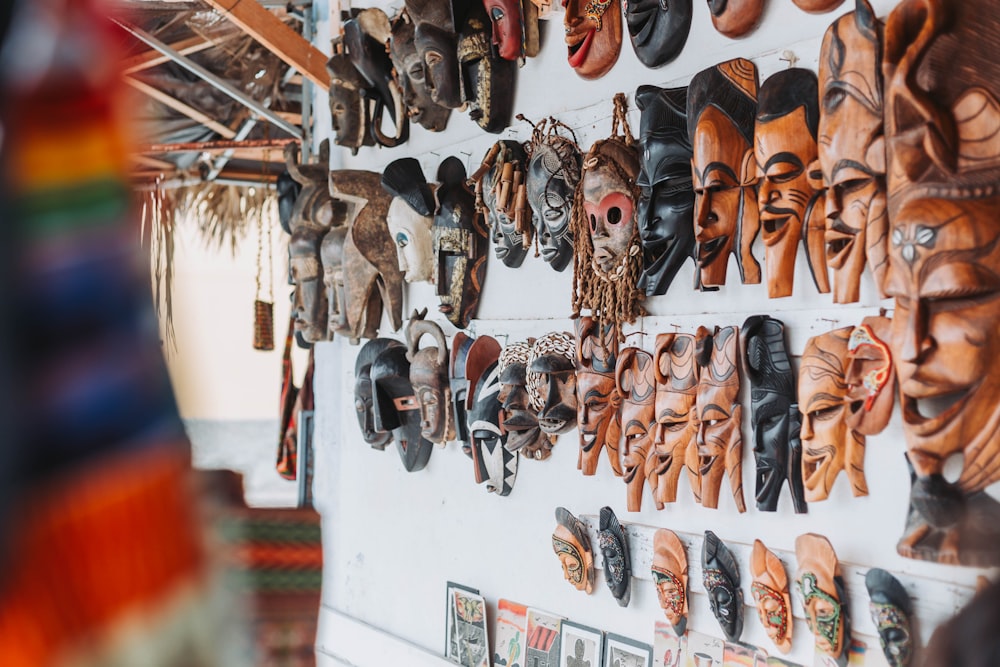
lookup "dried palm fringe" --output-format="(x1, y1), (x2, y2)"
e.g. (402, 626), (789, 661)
(140, 184), (178, 352)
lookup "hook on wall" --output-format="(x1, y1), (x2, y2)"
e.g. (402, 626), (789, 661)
(779, 50), (799, 68)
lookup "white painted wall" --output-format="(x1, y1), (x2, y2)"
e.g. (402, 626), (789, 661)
(312, 2), (994, 666)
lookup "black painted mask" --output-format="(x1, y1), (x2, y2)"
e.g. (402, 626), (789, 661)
(865, 569), (913, 667)
(703, 530), (744, 642)
(326, 47), (373, 155)
(469, 357), (518, 496)
(354, 338), (405, 450)
(450, 332), (475, 455)
(476, 140), (531, 268)
(598, 506), (631, 607)
(409, 0), (464, 109)
(624, 0), (692, 68)
(343, 8), (408, 148)
(742, 315), (807, 514)
(526, 129), (580, 272)
(458, 3), (516, 134)
(277, 170), (301, 235)
(389, 13), (451, 132)
(371, 345), (434, 472)
(635, 84), (697, 297)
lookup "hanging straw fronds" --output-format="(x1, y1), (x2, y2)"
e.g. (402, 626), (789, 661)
(140, 180), (180, 351)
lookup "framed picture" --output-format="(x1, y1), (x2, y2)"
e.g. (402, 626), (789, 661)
(653, 620), (686, 667)
(526, 607), (564, 667)
(559, 620), (603, 667)
(449, 587), (489, 667)
(445, 581), (480, 663)
(604, 632), (652, 667)
(494, 599), (528, 667)
(684, 632), (723, 667)
(296, 409), (314, 508)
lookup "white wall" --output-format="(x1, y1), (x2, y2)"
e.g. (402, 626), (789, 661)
(313, 2), (993, 666)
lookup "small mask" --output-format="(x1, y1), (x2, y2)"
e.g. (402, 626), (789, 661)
(624, 0), (691, 68)
(389, 12), (451, 132)
(635, 85), (696, 297)
(575, 317), (623, 477)
(702, 530), (743, 642)
(525, 119), (581, 272)
(354, 338), (405, 449)
(798, 327), (867, 502)
(796, 533), (850, 665)
(563, 0), (622, 80)
(326, 45), (373, 155)
(498, 339), (553, 461)
(370, 345), (435, 472)
(865, 568), (913, 667)
(343, 9), (408, 148)
(473, 140), (532, 268)
(483, 0), (524, 61)
(467, 339), (518, 495)
(551, 507), (594, 593)
(651, 333), (700, 507)
(408, 0), (463, 108)
(707, 0), (765, 38)
(616, 347), (656, 512)
(405, 310), (453, 444)
(742, 315), (807, 513)
(290, 227), (329, 344)
(750, 539), (793, 654)
(382, 158), (436, 284)
(651, 528), (688, 634)
(458, 5), (517, 134)
(528, 332), (578, 435)
(694, 326), (747, 512)
(688, 59), (761, 288)
(845, 316), (895, 436)
(598, 506), (630, 607)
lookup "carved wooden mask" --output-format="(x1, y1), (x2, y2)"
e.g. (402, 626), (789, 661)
(703, 530), (743, 642)
(326, 46), (373, 154)
(651, 333), (699, 507)
(695, 326), (746, 512)
(575, 317), (623, 476)
(474, 140), (531, 268)
(469, 352), (518, 496)
(498, 340), (553, 461)
(818, 0), (888, 304)
(793, 0), (844, 11)
(795, 533), (849, 665)
(845, 315), (894, 436)
(552, 507), (594, 594)
(526, 130), (581, 272)
(651, 528), (688, 635)
(389, 13), (452, 132)
(528, 332), (578, 435)
(865, 568), (913, 667)
(343, 9), (409, 148)
(405, 312), (453, 444)
(798, 327), (867, 502)
(290, 226), (328, 344)
(483, 0), (524, 60)
(321, 227), (350, 340)
(635, 85), (696, 297)
(616, 347), (656, 512)
(354, 338), (405, 450)
(382, 158), (436, 284)
(750, 539), (792, 654)
(688, 59), (761, 288)
(742, 315), (807, 513)
(584, 138), (642, 276)
(370, 345), (434, 472)
(458, 4), (516, 134)
(624, 0), (691, 68)
(598, 506), (631, 607)
(409, 0), (463, 109)
(563, 0), (622, 80)
(449, 332), (483, 454)
(707, 0), (765, 38)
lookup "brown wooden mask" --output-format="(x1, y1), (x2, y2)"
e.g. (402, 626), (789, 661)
(755, 68), (821, 299)
(552, 507), (594, 594)
(795, 533), (850, 665)
(818, 0), (888, 304)
(327, 44), (373, 155)
(354, 338), (405, 450)
(528, 332), (578, 435)
(290, 226), (328, 345)
(616, 347), (656, 512)
(750, 539), (792, 654)
(321, 227), (350, 340)
(473, 140), (531, 268)
(563, 0), (622, 80)
(575, 317), (623, 476)
(370, 345), (435, 472)
(688, 59), (761, 288)
(651, 333), (700, 507)
(483, 0), (524, 61)
(468, 341), (518, 496)
(695, 326), (746, 512)
(624, 0), (691, 69)
(343, 9), (409, 148)
(285, 142), (336, 234)
(525, 120), (581, 273)
(707, 0), (765, 38)
(498, 339), (553, 461)
(798, 327), (867, 502)
(389, 12), (452, 132)
(845, 315), (895, 436)
(382, 158), (436, 284)
(651, 529), (688, 635)
(793, 0), (844, 11)
(408, 0), (463, 109)
(405, 311), (453, 444)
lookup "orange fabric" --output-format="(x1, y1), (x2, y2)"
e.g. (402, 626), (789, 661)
(229, 544), (325, 569)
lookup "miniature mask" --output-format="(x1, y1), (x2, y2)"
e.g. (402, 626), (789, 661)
(598, 506), (630, 607)
(750, 539), (793, 654)
(651, 529), (688, 634)
(818, 0), (888, 304)
(616, 347), (656, 512)
(528, 332), (578, 435)
(695, 326), (746, 512)
(796, 533), (850, 665)
(688, 59), (761, 288)
(405, 311), (453, 444)
(793, 0), (844, 11)
(473, 140), (531, 268)
(382, 158), (436, 284)
(457, 4), (516, 134)
(354, 338), (405, 450)
(551, 507), (594, 594)
(707, 0), (765, 38)
(575, 317), (623, 476)
(498, 340), (553, 461)
(290, 227), (329, 344)
(865, 568), (913, 667)
(343, 9), (408, 148)
(798, 327), (867, 502)
(326, 46), (373, 154)
(370, 345), (435, 472)
(321, 227), (350, 340)
(743, 315), (807, 513)
(409, 0), (463, 109)
(388, 12), (451, 132)
(433, 157), (489, 329)
(635, 85), (697, 297)
(845, 316), (894, 436)
(755, 68), (822, 298)
(624, 0), (691, 68)
(651, 333), (699, 507)
(562, 0), (622, 80)
(525, 119), (581, 272)
(703, 530), (743, 642)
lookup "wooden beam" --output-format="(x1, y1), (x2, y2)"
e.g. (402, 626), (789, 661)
(122, 35), (216, 74)
(125, 77), (237, 139)
(202, 0), (331, 91)
(131, 154), (176, 170)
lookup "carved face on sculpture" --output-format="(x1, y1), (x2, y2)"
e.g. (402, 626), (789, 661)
(386, 198), (435, 283)
(552, 507), (594, 594)
(750, 540), (792, 654)
(469, 360), (518, 495)
(498, 340), (552, 461)
(343, 9), (408, 149)
(651, 333), (698, 506)
(326, 51), (371, 154)
(635, 85), (696, 297)
(706, 0), (765, 38)
(575, 318), (622, 477)
(458, 7), (516, 134)
(562, 0), (622, 80)
(703, 530), (744, 643)
(865, 568), (913, 667)
(414, 22), (463, 109)
(389, 15), (451, 132)
(371, 346), (434, 472)
(624, 0), (692, 68)
(846, 316), (894, 436)
(598, 506), (631, 607)
(529, 332), (578, 435)
(583, 139), (641, 275)
(651, 529), (688, 634)
(321, 227), (349, 340)
(617, 347), (656, 512)
(755, 69), (821, 299)
(354, 338), (404, 450)
(796, 533), (848, 663)
(406, 315), (453, 444)
(483, 0), (523, 60)
(479, 141), (530, 268)
(527, 140), (580, 272)
(290, 227), (328, 344)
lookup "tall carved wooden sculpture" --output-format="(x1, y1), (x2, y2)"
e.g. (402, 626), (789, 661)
(552, 507), (594, 594)
(598, 506), (631, 607)
(528, 332), (578, 436)
(562, 0), (622, 79)
(750, 539), (793, 654)
(574, 317), (623, 476)
(795, 533), (850, 666)
(688, 60), (761, 288)
(865, 568), (914, 667)
(616, 347), (656, 512)
(703, 530), (743, 642)
(883, 0), (1000, 566)
(405, 310), (453, 445)
(524, 117), (581, 273)
(650, 333), (700, 507)
(498, 339), (553, 461)
(652, 529), (688, 635)
(624, 0), (691, 68)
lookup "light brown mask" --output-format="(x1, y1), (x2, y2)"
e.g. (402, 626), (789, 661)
(795, 533), (849, 664)
(651, 333), (700, 507)
(845, 315), (895, 436)
(575, 317), (623, 476)
(651, 529), (688, 635)
(552, 507), (594, 593)
(563, 0), (622, 80)
(750, 539), (793, 654)
(793, 0), (844, 11)
(707, 0), (765, 39)
(616, 347), (656, 512)
(528, 332), (578, 435)
(405, 312), (454, 444)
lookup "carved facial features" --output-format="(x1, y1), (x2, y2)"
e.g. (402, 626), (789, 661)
(583, 140), (641, 275)
(651, 333), (699, 506)
(796, 533), (848, 663)
(483, 0), (523, 60)
(469, 361), (517, 495)
(552, 507), (594, 593)
(652, 528), (688, 634)
(479, 141), (530, 268)
(387, 197), (435, 283)
(617, 347), (656, 512)
(703, 530), (744, 642)
(527, 141), (580, 272)
(750, 539), (792, 654)
(598, 506), (631, 606)
(389, 16), (451, 132)
(575, 318), (622, 476)
(354, 338), (404, 450)
(326, 51), (371, 153)
(865, 568), (913, 667)
(498, 340), (552, 461)
(528, 332), (578, 435)
(563, 0), (622, 79)
(321, 227), (350, 340)
(414, 23), (463, 109)
(370, 346), (434, 472)
(623, 0), (692, 68)
(845, 316), (894, 436)
(706, 0), (765, 38)
(406, 316), (453, 444)
(290, 227), (328, 344)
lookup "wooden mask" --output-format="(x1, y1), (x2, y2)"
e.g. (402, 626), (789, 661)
(382, 158), (436, 284)
(457, 3), (517, 134)
(285, 142), (336, 234)
(290, 226), (328, 345)
(433, 157), (489, 329)
(750, 539), (793, 654)
(389, 12), (452, 132)
(624, 0), (691, 69)
(326, 44), (373, 155)
(321, 227), (350, 340)
(635, 85), (697, 298)
(651, 529), (688, 635)
(616, 347), (656, 512)
(574, 317), (623, 476)
(651, 333), (700, 507)
(277, 170), (301, 235)
(408, 0), (463, 109)
(702, 530), (743, 643)
(793, 0), (844, 11)
(688, 59), (761, 288)
(370, 345), (435, 472)
(468, 339), (518, 495)
(483, 0), (524, 61)
(563, 0), (622, 80)
(498, 340), (553, 461)
(694, 326), (747, 512)
(551, 507), (594, 594)
(473, 140), (531, 268)
(845, 315), (895, 436)
(451, 332), (501, 456)
(405, 311), (453, 444)
(798, 327), (867, 502)
(818, 0), (888, 304)
(354, 338), (405, 450)
(795, 533), (850, 665)
(742, 315), (807, 513)
(707, 0), (765, 38)
(598, 506), (631, 607)
(343, 9), (409, 148)
(755, 68), (822, 299)
(528, 331), (578, 435)
(865, 568), (914, 667)
(525, 120), (581, 273)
